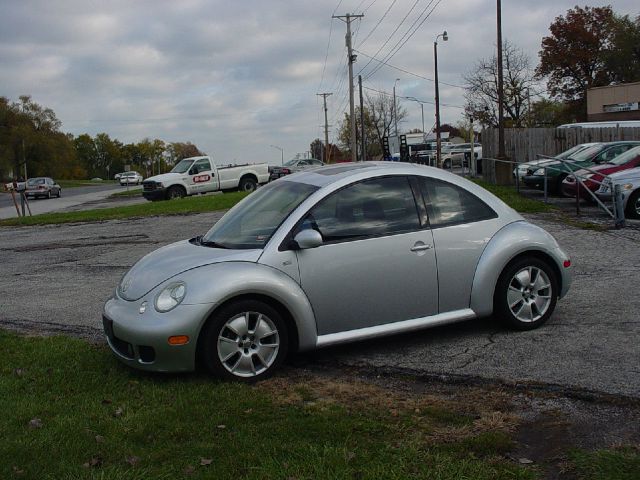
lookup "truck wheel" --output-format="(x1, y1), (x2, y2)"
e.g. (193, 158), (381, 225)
(239, 177), (257, 192)
(167, 185), (186, 200)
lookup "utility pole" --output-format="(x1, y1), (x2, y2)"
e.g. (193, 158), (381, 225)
(317, 93), (332, 163)
(496, 0), (505, 159)
(333, 13), (363, 163)
(434, 31), (448, 168)
(359, 75), (365, 162)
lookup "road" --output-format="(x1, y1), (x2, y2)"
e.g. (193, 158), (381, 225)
(0, 183), (132, 219)
(0, 212), (639, 399)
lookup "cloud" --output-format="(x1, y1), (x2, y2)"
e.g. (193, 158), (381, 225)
(1, 0), (638, 163)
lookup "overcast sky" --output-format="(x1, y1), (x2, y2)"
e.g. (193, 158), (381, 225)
(1, 0), (637, 165)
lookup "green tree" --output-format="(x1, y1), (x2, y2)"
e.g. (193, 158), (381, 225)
(606, 14), (640, 83)
(0, 96), (83, 180)
(536, 6), (617, 120)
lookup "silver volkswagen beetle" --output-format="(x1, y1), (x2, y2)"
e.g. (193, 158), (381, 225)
(103, 162), (571, 380)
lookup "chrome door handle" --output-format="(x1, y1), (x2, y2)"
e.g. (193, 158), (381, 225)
(410, 244), (433, 252)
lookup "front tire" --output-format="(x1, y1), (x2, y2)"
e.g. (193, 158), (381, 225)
(166, 185), (186, 200)
(494, 257), (558, 330)
(199, 300), (288, 381)
(239, 177), (257, 193)
(624, 189), (640, 219)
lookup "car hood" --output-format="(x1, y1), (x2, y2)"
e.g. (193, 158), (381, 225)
(118, 240), (262, 301)
(519, 158), (559, 169)
(144, 172), (184, 184)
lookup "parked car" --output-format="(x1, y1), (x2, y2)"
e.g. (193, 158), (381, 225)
(25, 177), (61, 199)
(523, 142), (640, 194)
(513, 143), (599, 181)
(596, 166), (640, 219)
(104, 162), (572, 380)
(119, 171), (143, 186)
(114, 172), (123, 180)
(269, 158), (324, 181)
(441, 144), (482, 169)
(143, 156), (269, 200)
(561, 146), (640, 200)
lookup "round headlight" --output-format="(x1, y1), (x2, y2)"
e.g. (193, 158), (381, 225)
(155, 282), (187, 312)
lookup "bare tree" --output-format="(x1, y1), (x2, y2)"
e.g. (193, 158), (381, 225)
(464, 41), (538, 127)
(337, 92), (407, 157)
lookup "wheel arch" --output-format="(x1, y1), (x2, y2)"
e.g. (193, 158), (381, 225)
(195, 293), (300, 365)
(470, 221), (568, 317)
(166, 183), (187, 198)
(239, 173), (258, 186)
(184, 262), (317, 365)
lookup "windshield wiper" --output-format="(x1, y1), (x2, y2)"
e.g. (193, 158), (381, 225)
(198, 236), (229, 249)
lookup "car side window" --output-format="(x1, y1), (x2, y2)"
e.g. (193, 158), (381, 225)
(301, 176), (421, 243)
(420, 178), (497, 227)
(191, 159), (211, 174)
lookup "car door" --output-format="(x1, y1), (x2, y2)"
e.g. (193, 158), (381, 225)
(295, 175), (438, 336)
(417, 177), (501, 313)
(188, 158), (214, 193)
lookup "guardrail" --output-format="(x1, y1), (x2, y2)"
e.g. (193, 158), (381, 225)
(479, 156), (626, 229)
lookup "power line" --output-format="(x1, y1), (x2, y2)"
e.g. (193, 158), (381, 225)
(362, 84), (464, 108)
(356, 0), (398, 49)
(364, 0), (442, 80)
(317, 0), (347, 92)
(353, 49), (465, 88)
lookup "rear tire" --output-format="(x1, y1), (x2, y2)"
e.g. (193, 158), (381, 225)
(57, 189), (61, 198)
(494, 257), (558, 331)
(625, 190), (640, 219)
(239, 177), (257, 193)
(199, 299), (288, 381)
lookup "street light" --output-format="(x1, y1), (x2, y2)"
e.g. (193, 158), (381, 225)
(434, 30), (447, 168)
(393, 78), (401, 138)
(269, 145), (284, 165)
(406, 96), (426, 136)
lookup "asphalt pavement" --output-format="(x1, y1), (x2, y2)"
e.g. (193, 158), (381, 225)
(0, 183), (126, 219)
(1, 210), (638, 399)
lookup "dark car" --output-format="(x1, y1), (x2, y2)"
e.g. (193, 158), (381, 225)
(269, 158), (324, 181)
(523, 142), (640, 194)
(562, 145), (640, 200)
(25, 177), (61, 199)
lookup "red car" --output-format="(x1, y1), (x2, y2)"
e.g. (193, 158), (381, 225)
(562, 146), (640, 200)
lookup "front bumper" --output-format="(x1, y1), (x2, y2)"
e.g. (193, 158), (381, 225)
(142, 188), (167, 201)
(103, 295), (213, 372)
(523, 175), (546, 189)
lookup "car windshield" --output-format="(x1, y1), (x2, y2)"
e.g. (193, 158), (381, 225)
(567, 144), (604, 162)
(282, 159), (298, 167)
(607, 146), (640, 165)
(27, 178), (45, 185)
(558, 144), (591, 159)
(201, 180), (319, 249)
(171, 159), (194, 173)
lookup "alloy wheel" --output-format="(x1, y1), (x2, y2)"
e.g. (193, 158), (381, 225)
(217, 311), (280, 377)
(506, 266), (552, 322)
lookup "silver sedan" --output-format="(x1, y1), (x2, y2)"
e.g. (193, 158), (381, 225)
(103, 162), (572, 380)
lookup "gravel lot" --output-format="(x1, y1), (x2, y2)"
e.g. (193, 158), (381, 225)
(1, 211), (638, 399)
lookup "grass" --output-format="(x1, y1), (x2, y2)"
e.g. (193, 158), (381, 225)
(0, 330), (540, 480)
(471, 179), (556, 214)
(58, 179), (115, 188)
(567, 448), (640, 480)
(109, 188), (143, 198)
(0, 191), (248, 226)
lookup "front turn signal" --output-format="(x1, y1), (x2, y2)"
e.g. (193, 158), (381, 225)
(168, 335), (190, 346)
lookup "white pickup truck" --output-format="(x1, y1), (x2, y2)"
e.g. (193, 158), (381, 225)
(142, 156), (269, 201)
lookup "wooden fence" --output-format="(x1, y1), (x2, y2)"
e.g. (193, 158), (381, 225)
(481, 127), (640, 183)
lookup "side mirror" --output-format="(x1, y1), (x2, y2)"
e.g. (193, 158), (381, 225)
(293, 229), (323, 249)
